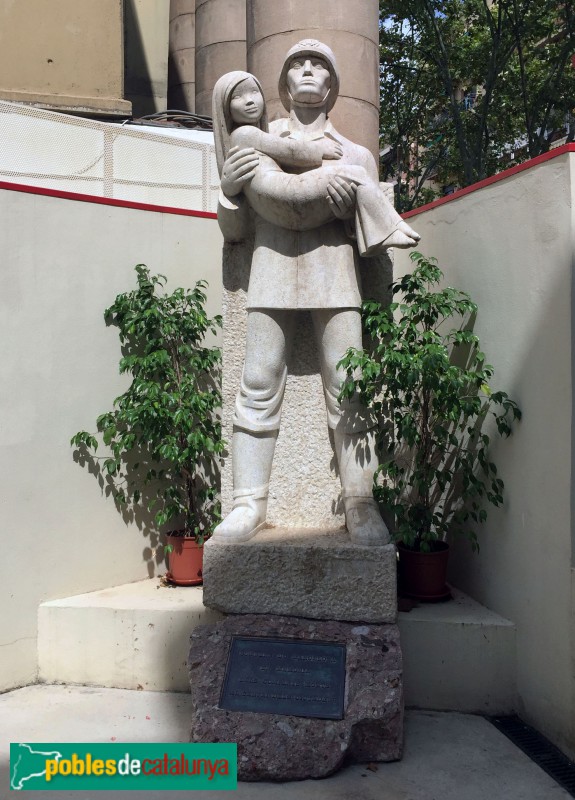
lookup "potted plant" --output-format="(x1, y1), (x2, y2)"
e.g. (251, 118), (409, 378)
(71, 265), (223, 585)
(339, 251), (521, 600)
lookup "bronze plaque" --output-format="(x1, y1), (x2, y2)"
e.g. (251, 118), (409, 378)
(219, 636), (346, 720)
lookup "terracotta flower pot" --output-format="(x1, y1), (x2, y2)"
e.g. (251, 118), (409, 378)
(397, 541), (451, 601)
(165, 534), (204, 586)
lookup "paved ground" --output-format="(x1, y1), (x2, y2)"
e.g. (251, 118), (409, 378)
(0, 684), (570, 799)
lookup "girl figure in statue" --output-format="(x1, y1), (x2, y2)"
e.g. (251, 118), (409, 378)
(212, 70), (419, 254)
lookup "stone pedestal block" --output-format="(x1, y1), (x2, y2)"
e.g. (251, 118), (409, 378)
(189, 614), (403, 780)
(203, 527), (397, 623)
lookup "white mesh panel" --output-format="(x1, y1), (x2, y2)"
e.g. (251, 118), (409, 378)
(1, 113), (104, 178)
(0, 101), (218, 212)
(113, 133), (204, 186)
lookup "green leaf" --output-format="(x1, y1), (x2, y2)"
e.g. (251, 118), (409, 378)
(344, 254), (520, 551)
(70, 263), (225, 536)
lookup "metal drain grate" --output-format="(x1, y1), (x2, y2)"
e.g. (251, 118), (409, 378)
(490, 715), (575, 797)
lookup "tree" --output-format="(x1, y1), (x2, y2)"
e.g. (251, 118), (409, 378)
(72, 266), (223, 541)
(338, 252), (521, 551)
(380, 0), (575, 211)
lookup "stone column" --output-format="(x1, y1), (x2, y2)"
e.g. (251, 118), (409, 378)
(246, 0), (380, 160)
(168, 0), (196, 112)
(194, 0), (246, 116)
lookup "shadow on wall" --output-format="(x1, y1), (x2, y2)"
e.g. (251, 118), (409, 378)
(168, 50), (184, 110)
(70, 436), (221, 581)
(69, 261), (223, 580)
(124, 0), (154, 118)
(71, 444), (166, 579)
(447, 257), (566, 590)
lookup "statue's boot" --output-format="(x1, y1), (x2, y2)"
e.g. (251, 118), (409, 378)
(212, 430), (276, 543)
(334, 428), (391, 546)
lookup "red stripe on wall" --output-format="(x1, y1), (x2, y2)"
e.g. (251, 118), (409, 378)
(4, 142), (574, 222)
(0, 180), (218, 219)
(401, 143), (575, 219)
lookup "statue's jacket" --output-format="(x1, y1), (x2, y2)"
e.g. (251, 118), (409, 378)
(218, 118), (380, 311)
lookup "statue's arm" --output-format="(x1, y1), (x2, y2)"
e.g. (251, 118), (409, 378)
(217, 191), (251, 243)
(217, 144), (336, 232)
(245, 162), (374, 230)
(217, 138), (373, 234)
(216, 146), (260, 242)
(231, 126), (341, 170)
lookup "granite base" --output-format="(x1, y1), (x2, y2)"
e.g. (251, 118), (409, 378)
(203, 527), (397, 623)
(188, 613), (403, 780)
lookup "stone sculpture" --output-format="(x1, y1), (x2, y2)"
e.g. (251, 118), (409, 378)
(211, 39), (420, 545)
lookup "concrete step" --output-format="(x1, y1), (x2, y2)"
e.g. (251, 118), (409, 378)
(399, 589), (516, 713)
(38, 581), (516, 713)
(38, 580), (225, 692)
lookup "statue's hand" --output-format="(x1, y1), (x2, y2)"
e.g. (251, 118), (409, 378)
(322, 138), (343, 160)
(326, 175), (357, 219)
(221, 146), (260, 197)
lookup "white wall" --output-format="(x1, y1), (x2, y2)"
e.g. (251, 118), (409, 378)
(395, 151), (575, 758)
(0, 188), (222, 692)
